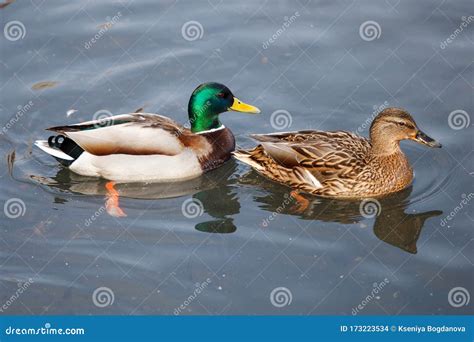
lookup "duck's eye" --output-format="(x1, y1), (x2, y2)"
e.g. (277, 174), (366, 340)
(217, 92), (225, 98)
(397, 122), (406, 127)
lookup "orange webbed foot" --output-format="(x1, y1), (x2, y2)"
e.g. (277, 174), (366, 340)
(290, 190), (310, 214)
(105, 181), (127, 217)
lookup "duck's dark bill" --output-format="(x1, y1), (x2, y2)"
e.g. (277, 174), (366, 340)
(229, 97), (261, 114)
(415, 130), (442, 148)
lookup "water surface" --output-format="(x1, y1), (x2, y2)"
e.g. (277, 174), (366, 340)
(0, 0), (472, 315)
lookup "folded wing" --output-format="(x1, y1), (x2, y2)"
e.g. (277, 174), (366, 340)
(251, 130), (370, 179)
(47, 113), (195, 156)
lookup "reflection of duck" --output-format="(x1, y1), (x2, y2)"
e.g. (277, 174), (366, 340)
(372, 208), (441, 254)
(31, 165), (221, 199)
(234, 108), (441, 198)
(193, 184), (240, 234)
(240, 173), (441, 254)
(31, 161), (240, 232)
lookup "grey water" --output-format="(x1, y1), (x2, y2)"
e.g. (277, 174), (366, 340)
(0, 0), (472, 315)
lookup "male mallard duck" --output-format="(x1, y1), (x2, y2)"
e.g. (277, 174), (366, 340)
(35, 82), (260, 182)
(233, 108), (441, 198)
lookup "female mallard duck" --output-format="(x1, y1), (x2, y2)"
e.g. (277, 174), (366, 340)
(35, 82), (260, 182)
(233, 108), (441, 198)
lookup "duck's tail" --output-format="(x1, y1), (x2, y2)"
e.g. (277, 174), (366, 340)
(232, 147), (266, 172)
(233, 145), (322, 191)
(34, 135), (84, 166)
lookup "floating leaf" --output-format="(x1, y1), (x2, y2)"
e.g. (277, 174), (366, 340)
(7, 149), (15, 176)
(32, 81), (58, 90)
(0, 0), (16, 9)
(66, 109), (78, 117)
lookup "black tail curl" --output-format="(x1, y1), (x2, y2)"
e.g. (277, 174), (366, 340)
(47, 134), (84, 165)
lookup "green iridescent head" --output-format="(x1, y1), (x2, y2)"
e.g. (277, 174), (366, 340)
(188, 82), (260, 133)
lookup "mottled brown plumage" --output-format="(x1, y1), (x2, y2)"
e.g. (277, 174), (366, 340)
(233, 108), (441, 198)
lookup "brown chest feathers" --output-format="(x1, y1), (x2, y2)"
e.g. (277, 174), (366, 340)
(197, 127), (236, 172)
(351, 151), (413, 197)
(302, 150), (414, 198)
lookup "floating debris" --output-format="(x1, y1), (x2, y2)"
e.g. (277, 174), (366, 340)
(6, 149), (15, 176)
(32, 81), (58, 90)
(97, 23), (113, 30)
(66, 109), (78, 117)
(0, 0), (15, 9)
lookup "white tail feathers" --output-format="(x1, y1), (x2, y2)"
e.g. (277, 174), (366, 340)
(34, 140), (74, 161)
(232, 151), (264, 171)
(296, 167), (322, 188)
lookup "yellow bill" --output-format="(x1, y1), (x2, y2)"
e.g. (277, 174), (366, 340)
(229, 97), (261, 114)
